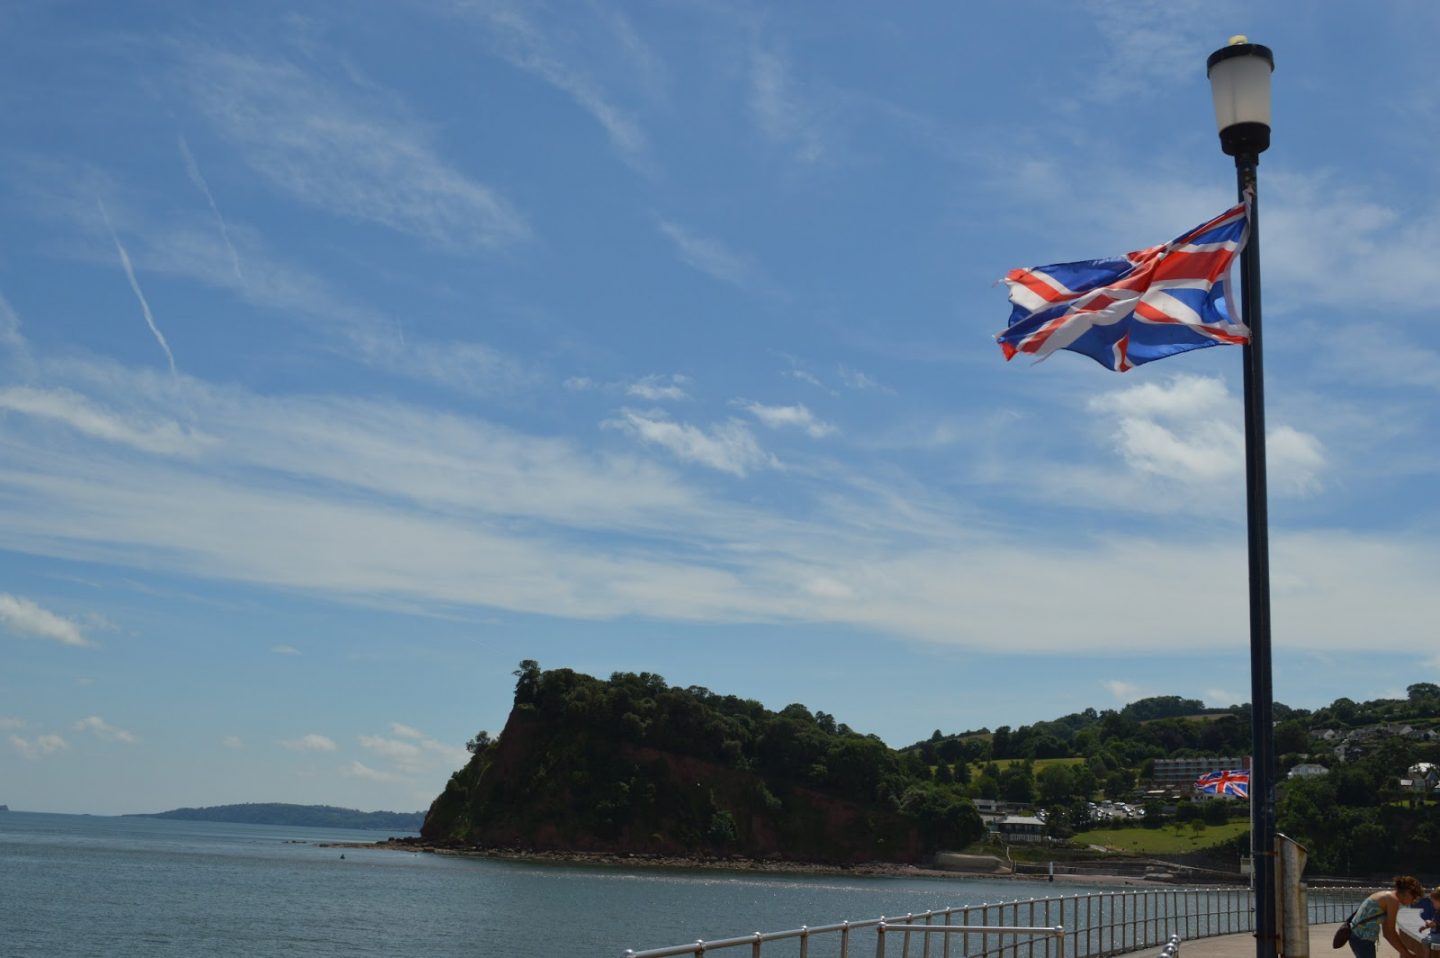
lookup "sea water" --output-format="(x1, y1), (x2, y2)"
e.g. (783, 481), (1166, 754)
(0, 811), (1101, 956)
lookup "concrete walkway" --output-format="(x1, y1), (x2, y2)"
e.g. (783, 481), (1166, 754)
(1136, 924), (1408, 958)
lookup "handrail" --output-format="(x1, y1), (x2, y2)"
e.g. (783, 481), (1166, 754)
(624, 883), (1371, 958)
(875, 923), (1064, 958)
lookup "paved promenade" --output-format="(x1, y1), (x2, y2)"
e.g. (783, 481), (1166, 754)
(1136, 924), (1407, 958)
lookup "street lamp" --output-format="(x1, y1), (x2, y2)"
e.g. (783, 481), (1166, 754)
(1209, 38), (1274, 156)
(1207, 36), (1275, 958)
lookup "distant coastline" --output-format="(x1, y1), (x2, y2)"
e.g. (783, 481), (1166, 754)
(126, 802), (423, 831)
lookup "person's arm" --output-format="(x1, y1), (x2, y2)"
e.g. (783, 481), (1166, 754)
(1382, 898), (1424, 958)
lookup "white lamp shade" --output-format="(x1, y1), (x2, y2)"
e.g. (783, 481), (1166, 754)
(1208, 48), (1273, 133)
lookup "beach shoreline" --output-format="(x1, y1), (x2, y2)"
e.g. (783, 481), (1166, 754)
(317, 837), (1174, 886)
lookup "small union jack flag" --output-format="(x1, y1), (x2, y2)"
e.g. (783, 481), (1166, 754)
(1194, 768), (1250, 798)
(996, 200), (1252, 371)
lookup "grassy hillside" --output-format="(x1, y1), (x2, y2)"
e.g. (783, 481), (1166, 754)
(1072, 820), (1248, 854)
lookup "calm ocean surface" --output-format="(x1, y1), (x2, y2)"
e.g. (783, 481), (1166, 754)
(1, 811), (1106, 956)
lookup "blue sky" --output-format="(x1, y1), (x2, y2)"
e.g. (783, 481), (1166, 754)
(3, 1), (1438, 816)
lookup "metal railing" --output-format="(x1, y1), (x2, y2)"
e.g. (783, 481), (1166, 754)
(875, 924), (1064, 958)
(624, 884), (1370, 958)
(1156, 935), (1181, 958)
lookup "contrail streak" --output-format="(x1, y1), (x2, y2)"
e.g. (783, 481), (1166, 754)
(178, 134), (244, 284)
(98, 200), (178, 376)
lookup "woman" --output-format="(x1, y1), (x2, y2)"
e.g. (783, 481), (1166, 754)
(1349, 875), (1425, 958)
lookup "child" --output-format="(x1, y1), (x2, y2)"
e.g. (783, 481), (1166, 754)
(1420, 887), (1440, 943)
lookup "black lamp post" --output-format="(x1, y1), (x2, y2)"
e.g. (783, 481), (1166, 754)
(1207, 36), (1276, 958)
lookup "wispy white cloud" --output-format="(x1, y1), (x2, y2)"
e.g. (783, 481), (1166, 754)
(359, 726), (467, 776)
(1262, 170), (1440, 314)
(9, 733), (67, 759)
(177, 134), (244, 284)
(656, 220), (766, 290)
(750, 46), (827, 164)
(836, 365), (884, 392)
(1103, 680), (1143, 702)
(271, 644), (301, 656)
(1087, 375), (1325, 496)
(179, 48), (528, 251)
(626, 373), (690, 402)
(13, 156), (537, 402)
(98, 200), (178, 377)
(280, 733), (337, 752)
(0, 717), (25, 731)
(0, 287), (35, 375)
(0, 386), (210, 456)
(604, 409), (776, 477)
(74, 716), (137, 744)
(735, 400), (836, 438)
(0, 593), (94, 647)
(358, 734), (422, 764)
(564, 373), (691, 401)
(222, 736), (244, 749)
(372, 340), (540, 398)
(1205, 688), (1241, 708)
(343, 760), (397, 782)
(1086, 4), (1224, 103)
(788, 368), (828, 391)
(450, 1), (651, 169)
(1309, 324), (1440, 392)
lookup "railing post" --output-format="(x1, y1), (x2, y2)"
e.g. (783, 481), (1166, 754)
(876, 922), (888, 958)
(799, 926), (809, 958)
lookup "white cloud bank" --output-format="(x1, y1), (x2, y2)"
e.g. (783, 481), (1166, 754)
(0, 358), (1430, 661)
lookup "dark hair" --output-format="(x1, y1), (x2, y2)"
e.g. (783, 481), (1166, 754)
(1395, 876), (1424, 899)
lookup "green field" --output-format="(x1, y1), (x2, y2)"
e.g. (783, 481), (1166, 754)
(1071, 820), (1248, 854)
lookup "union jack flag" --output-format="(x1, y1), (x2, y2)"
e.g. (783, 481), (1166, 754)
(1194, 768), (1249, 798)
(996, 200), (1252, 371)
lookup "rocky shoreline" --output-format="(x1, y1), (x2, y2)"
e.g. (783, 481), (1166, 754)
(316, 837), (1169, 885)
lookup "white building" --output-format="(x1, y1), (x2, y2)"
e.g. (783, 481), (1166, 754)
(1287, 763), (1329, 778)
